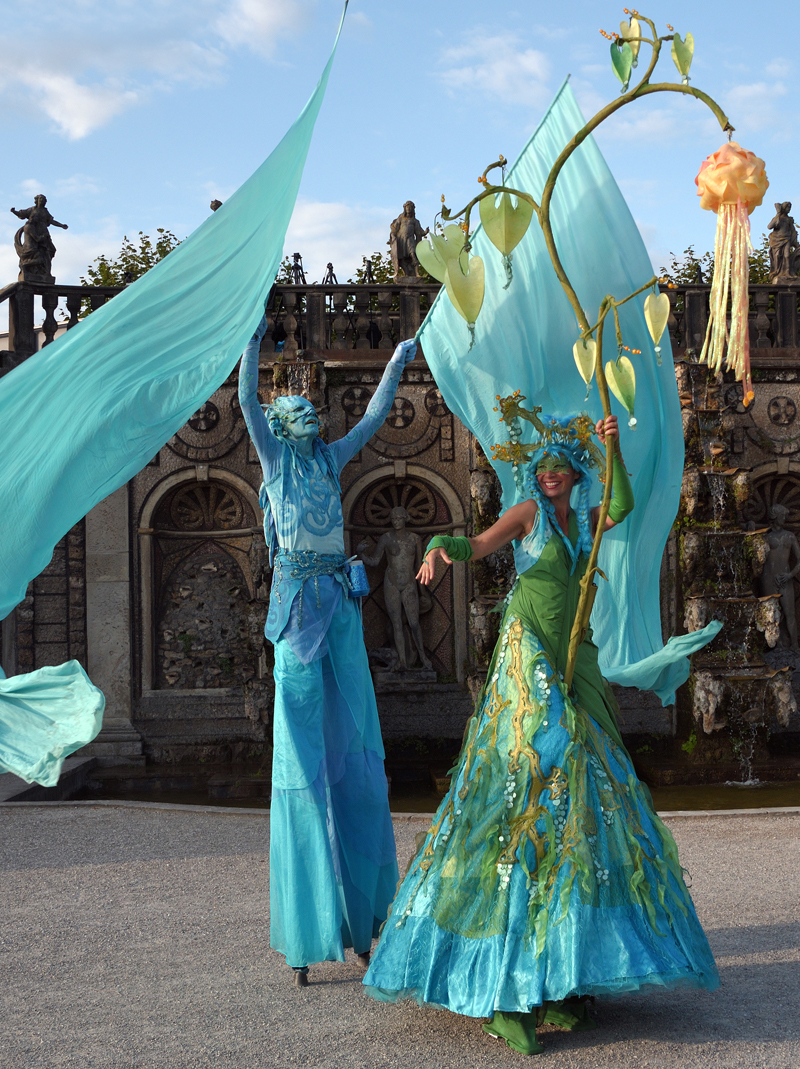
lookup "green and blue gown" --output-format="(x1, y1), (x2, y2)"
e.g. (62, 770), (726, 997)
(364, 507), (719, 1014)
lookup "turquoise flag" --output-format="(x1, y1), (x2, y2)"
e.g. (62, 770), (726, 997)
(419, 79), (718, 705)
(0, 4), (348, 783)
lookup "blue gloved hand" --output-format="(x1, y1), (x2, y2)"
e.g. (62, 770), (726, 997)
(392, 339), (417, 366)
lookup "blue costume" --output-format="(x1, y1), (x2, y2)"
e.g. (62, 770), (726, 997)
(239, 323), (415, 969)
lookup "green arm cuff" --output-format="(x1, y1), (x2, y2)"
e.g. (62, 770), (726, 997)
(608, 451), (634, 524)
(424, 535), (474, 562)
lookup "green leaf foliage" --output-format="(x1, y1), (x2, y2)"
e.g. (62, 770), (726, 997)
(659, 235), (770, 288)
(80, 228), (182, 316)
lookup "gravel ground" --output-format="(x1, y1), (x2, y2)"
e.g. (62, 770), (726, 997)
(0, 804), (798, 1069)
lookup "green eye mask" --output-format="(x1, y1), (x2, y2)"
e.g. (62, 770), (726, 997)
(536, 455), (574, 474)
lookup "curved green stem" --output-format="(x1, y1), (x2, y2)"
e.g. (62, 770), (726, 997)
(431, 11), (735, 691)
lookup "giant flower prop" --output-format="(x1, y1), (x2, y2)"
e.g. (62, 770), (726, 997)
(696, 141), (769, 406)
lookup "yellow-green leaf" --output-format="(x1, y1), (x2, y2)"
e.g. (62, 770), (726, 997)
(479, 191), (534, 257)
(619, 17), (641, 63)
(445, 255), (485, 325)
(416, 224), (467, 283)
(573, 337), (596, 385)
(671, 32), (694, 78)
(605, 356), (636, 416)
(644, 292), (670, 344)
(610, 40), (633, 87)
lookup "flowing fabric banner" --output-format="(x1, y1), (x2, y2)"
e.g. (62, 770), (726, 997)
(419, 79), (719, 706)
(0, 4), (348, 784)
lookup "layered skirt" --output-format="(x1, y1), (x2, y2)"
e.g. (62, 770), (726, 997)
(364, 613), (719, 1015)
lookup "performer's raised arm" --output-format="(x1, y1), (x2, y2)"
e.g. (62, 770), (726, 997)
(329, 339), (418, 469)
(237, 314), (281, 466)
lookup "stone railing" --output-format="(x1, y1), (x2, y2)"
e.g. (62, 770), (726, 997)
(0, 279), (124, 364)
(261, 282), (441, 356)
(663, 281), (800, 359)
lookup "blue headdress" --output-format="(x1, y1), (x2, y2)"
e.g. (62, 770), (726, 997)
(258, 394), (341, 565)
(491, 393), (605, 573)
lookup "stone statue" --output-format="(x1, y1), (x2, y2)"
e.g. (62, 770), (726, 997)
(760, 503), (800, 648)
(10, 194), (68, 283)
(768, 202), (799, 282)
(388, 201), (428, 280)
(358, 506), (432, 671)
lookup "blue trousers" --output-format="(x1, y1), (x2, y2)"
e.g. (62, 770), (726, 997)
(269, 595), (398, 967)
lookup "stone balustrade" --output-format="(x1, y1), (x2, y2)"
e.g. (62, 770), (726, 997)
(663, 281), (800, 360)
(261, 282), (441, 355)
(0, 279), (124, 365)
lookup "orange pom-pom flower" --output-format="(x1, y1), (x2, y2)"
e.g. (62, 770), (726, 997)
(695, 142), (769, 407)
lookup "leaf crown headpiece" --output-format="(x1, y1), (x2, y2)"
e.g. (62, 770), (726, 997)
(490, 392), (604, 474)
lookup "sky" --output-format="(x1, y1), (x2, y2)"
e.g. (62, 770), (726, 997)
(0, 0), (797, 329)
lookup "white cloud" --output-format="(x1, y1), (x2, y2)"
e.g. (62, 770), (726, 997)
(283, 198), (392, 282)
(438, 32), (551, 108)
(215, 0), (314, 57)
(17, 70), (138, 141)
(724, 80), (788, 136)
(0, 0), (311, 139)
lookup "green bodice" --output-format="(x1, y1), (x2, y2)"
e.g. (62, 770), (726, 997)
(504, 511), (626, 753)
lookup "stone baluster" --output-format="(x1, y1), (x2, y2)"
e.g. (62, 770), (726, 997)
(398, 288), (420, 340)
(90, 293), (106, 312)
(377, 289), (394, 349)
(753, 288), (771, 348)
(41, 290), (59, 346)
(664, 287), (680, 351)
(282, 289), (299, 355)
(65, 291), (83, 330)
(8, 283), (37, 356)
(684, 287), (708, 356)
(305, 290), (326, 350)
(331, 289), (350, 350)
(775, 288), (797, 348)
(354, 288), (372, 349)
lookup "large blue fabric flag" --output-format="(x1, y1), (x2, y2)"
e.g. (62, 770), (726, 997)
(419, 79), (719, 706)
(0, 4), (348, 784)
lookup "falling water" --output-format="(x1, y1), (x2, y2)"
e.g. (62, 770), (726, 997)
(706, 473), (727, 529)
(725, 721), (762, 787)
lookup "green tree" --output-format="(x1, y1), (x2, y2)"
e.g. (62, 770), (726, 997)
(80, 228), (182, 316)
(81, 228), (182, 288)
(659, 233), (770, 287)
(348, 252), (394, 284)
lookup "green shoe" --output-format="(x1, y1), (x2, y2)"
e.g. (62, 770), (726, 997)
(537, 997), (596, 1032)
(483, 1011), (544, 1055)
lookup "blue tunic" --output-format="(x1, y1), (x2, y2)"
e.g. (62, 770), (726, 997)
(239, 336), (405, 966)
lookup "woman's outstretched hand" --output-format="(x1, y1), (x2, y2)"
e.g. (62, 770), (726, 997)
(417, 546), (452, 585)
(595, 414), (619, 444)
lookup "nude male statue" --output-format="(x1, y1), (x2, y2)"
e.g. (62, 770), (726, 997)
(760, 503), (800, 649)
(358, 506), (432, 670)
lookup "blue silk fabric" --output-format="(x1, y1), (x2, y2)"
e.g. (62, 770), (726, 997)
(0, 7), (348, 784)
(365, 612), (719, 1014)
(417, 80), (720, 706)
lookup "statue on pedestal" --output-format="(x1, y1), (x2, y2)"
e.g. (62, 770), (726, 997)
(358, 507), (432, 671)
(760, 504), (800, 648)
(768, 202), (799, 283)
(10, 195), (68, 283)
(388, 201), (428, 280)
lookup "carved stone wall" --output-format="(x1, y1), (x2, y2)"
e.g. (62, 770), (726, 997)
(5, 521), (87, 676)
